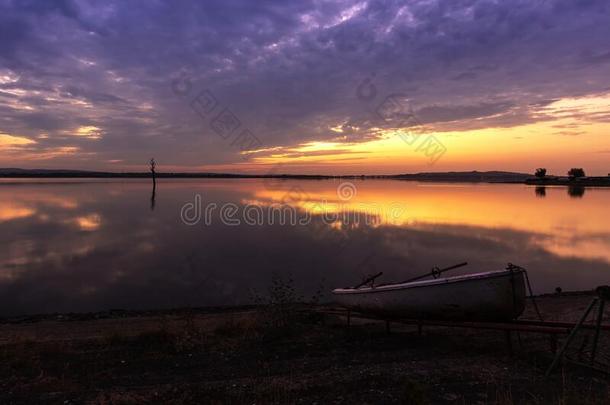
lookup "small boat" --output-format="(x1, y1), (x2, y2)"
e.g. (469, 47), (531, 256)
(332, 265), (526, 321)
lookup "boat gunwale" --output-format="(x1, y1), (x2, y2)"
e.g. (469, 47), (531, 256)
(332, 269), (525, 295)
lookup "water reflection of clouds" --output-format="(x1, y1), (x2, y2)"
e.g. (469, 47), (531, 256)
(0, 204), (35, 222)
(73, 214), (102, 231)
(0, 180), (609, 316)
(532, 232), (610, 263)
(252, 182), (610, 266)
(0, 190), (80, 223)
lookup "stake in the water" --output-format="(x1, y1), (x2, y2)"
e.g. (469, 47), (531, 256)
(150, 158), (156, 189)
(150, 158), (157, 211)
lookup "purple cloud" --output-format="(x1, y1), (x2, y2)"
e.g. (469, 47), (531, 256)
(0, 0), (609, 169)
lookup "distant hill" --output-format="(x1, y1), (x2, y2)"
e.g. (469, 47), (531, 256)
(385, 171), (532, 183)
(0, 168), (238, 178)
(0, 168), (533, 183)
(0, 168), (333, 179)
(0, 168), (100, 175)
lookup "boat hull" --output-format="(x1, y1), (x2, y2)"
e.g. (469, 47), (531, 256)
(332, 270), (526, 321)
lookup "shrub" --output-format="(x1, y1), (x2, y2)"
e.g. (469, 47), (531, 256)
(568, 168), (585, 178)
(251, 273), (325, 338)
(251, 272), (303, 331)
(535, 168), (547, 178)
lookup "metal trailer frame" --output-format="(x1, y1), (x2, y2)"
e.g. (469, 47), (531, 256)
(321, 288), (610, 376)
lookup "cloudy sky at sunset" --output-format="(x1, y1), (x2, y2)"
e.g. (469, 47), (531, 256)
(1, 0), (609, 175)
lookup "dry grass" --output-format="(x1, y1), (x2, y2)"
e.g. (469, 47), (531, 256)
(1, 293), (608, 404)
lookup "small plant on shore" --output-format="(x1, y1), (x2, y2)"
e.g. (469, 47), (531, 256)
(250, 273), (326, 338)
(251, 272), (304, 331)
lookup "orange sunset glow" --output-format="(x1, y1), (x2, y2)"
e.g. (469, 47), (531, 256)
(2, 1), (610, 401)
(241, 93), (610, 175)
(1, 1), (609, 177)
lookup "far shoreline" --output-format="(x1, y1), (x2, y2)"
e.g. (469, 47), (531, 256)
(1, 169), (610, 186)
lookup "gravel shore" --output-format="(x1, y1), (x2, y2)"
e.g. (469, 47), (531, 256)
(1, 292), (608, 404)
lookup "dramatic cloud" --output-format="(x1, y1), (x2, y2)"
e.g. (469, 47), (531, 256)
(0, 0), (609, 171)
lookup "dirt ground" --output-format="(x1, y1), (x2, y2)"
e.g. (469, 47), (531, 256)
(0, 292), (608, 404)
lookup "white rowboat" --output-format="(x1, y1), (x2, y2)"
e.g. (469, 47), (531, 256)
(332, 269), (526, 321)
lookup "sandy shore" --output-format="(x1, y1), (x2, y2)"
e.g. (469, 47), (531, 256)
(1, 292), (608, 404)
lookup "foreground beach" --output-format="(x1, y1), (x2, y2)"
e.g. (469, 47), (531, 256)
(1, 292), (608, 404)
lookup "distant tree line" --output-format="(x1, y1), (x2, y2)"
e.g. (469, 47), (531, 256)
(534, 168), (587, 179)
(567, 168), (585, 178)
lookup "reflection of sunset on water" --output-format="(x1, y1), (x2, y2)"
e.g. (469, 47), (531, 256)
(74, 214), (102, 231)
(250, 181), (610, 263)
(0, 204), (35, 222)
(254, 181), (606, 227)
(0, 179), (609, 316)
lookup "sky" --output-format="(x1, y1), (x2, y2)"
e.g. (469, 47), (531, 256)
(0, 0), (609, 175)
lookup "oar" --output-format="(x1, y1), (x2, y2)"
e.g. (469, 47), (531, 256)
(399, 262), (468, 284)
(354, 272), (383, 289)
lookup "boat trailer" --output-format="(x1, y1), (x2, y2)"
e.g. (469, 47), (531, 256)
(321, 286), (610, 375)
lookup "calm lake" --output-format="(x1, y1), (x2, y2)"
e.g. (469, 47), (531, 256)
(1, 178), (609, 316)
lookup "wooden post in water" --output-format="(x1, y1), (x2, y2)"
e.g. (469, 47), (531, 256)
(150, 158), (156, 190)
(150, 158), (156, 210)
